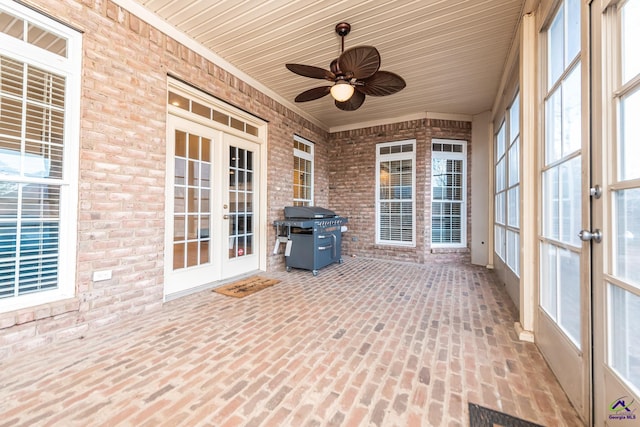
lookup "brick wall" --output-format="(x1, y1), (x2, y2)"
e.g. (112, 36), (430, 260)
(329, 119), (473, 264)
(0, 0), (328, 359)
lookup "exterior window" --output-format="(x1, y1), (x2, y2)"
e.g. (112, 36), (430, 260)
(431, 140), (467, 247)
(293, 135), (313, 206)
(0, 2), (81, 312)
(494, 93), (521, 275)
(376, 140), (416, 246)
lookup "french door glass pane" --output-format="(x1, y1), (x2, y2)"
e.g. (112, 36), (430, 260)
(540, 242), (581, 348)
(562, 65), (581, 155)
(559, 248), (581, 345)
(619, 88), (640, 181)
(540, 242), (558, 318)
(542, 157), (581, 247)
(609, 284), (640, 394)
(560, 156), (582, 246)
(615, 188), (640, 288)
(228, 147), (254, 258)
(173, 132), (211, 270)
(622, 0), (640, 84)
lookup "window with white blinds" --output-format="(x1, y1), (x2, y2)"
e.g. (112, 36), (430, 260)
(431, 140), (467, 247)
(0, 2), (81, 312)
(376, 140), (416, 246)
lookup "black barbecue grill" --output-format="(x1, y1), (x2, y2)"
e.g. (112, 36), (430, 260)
(274, 206), (348, 275)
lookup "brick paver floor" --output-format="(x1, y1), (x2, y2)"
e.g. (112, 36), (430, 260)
(0, 258), (584, 426)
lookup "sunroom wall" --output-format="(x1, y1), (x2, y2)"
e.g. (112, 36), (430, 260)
(329, 119), (473, 264)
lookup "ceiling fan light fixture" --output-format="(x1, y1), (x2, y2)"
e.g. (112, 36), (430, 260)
(330, 81), (354, 102)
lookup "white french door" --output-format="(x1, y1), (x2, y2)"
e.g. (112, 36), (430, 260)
(164, 115), (260, 298)
(593, 0), (640, 424)
(536, 0), (591, 421)
(222, 133), (260, 278)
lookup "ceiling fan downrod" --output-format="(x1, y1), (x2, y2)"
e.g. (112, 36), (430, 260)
(335, 22), (351, 53)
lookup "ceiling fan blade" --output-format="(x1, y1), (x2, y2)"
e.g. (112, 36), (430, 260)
(286, 64), (335, 80)
(294, 86), (331, 102)
(335, 90), (365, 111)
(358, 71), (406, 96)
(338, 46), (380, 79)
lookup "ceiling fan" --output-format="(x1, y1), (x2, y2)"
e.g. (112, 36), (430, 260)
(286, 22), (406, 111)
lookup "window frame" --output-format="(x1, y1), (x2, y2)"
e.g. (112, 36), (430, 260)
(431, 139), (467, 249)
(375, 139), (416, 247)
(292, 135), (314, 207)
(0, 1), (81, 313)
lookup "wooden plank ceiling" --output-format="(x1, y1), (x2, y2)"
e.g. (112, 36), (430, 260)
(135, 0), (525, 131)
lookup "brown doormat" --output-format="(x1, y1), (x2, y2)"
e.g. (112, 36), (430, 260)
(213, 276), (280, 298)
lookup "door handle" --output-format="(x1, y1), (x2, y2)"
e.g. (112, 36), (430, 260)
(223, 214), (229, 219)
(578, 229), (602, 243)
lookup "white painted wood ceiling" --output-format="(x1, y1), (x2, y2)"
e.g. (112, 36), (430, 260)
(134, 0), (526, 131)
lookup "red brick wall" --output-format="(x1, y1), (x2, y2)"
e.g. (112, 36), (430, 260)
(0, 0), (328, 359)
(329, 119), (473, 264)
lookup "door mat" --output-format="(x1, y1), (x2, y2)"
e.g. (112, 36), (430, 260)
(213, 276), (280, 298)
(469, 403), (544, 427)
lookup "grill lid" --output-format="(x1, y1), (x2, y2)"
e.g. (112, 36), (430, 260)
(284, 206), (337, 219)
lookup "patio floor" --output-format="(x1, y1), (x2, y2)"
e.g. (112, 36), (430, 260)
(0, 257), (584, 426)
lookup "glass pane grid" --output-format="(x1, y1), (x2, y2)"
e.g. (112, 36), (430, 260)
(228, 147), (254, 258)
(173, 133), (211, 270)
